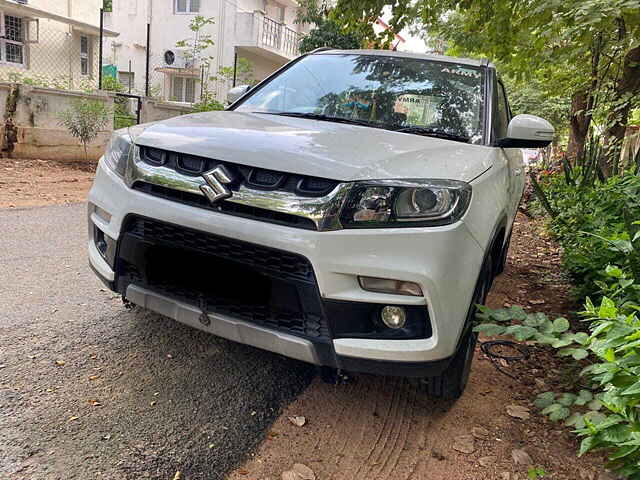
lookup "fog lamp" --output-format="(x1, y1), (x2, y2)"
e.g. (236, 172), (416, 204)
(380, 306), (407, 329)
(358, 276), (423, 296)
(93, 225), (116, 268)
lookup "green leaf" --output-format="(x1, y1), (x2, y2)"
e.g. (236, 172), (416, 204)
(504, 325), (538, 341)
(552, 317), (570, 333)
(588, 399), (603, 411)
(578, 436), (597, 456)
(551, 333), (575, 348)
(534, 392), (555, 409)
(559, 348), (589, 360)
(609, 445), (639, 460)
(601, 423), (631, 443)
(574, 390), (593, 406)
(508, 305), (528, 321)
(619, 278), (634, 288)
(583, 411), (607, 425)
(565, 412), (585, 429)
(621, 381), (640, 396)
(598, 297), (618, 319)
(558, 392), (577, 406)
(542, 403), (570, 421)
(604, 348), (616, 362)
(490, 308), (515, 322)
(605, 265), (623, 278)
(473, 324), (506, 336)
(573, 332), (590, 345)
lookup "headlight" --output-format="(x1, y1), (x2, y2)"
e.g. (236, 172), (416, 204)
(103, 129), (132, 178)
(340, 179), (471, 228)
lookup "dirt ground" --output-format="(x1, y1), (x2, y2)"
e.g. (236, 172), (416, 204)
(226, 214), (611, 480)
(0, 158), (95, 208)
(1, 159), (613, 480)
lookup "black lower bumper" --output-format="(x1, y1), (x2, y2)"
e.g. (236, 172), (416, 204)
(90, 214), (444, 378)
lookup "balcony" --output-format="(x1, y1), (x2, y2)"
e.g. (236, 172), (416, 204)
(235, 11), (302, 63)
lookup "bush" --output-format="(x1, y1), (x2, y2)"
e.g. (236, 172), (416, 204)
(538, 171), (640, 300)
(58, 99), (110, 160)
(475, 264), (640, 478)
(192, 92), (224, 112)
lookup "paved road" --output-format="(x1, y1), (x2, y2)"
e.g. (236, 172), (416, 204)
(0, 203), (314, 479)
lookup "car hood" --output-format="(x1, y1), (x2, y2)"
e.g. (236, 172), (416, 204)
(133, 111), (493, 182)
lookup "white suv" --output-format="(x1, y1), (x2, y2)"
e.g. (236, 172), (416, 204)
(88, 49), (553, 398)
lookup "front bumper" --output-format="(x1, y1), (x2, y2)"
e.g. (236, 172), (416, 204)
(88, 159), (484, 375)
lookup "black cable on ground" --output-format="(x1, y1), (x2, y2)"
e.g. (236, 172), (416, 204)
(480, 340), (530, 380)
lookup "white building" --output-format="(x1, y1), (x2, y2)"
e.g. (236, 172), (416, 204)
(0, 0), (117, 89)
(104, 0), (310, 103)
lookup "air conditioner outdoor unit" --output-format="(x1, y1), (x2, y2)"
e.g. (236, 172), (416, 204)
(163, 49), (194, 69)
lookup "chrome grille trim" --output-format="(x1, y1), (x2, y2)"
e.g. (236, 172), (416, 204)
(125, 146), (352, 231)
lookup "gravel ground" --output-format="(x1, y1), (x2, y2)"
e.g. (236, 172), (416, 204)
(0, 203), (315, 479)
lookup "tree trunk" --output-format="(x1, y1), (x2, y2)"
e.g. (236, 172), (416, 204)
(602, 45), (640, 174)
(566, 91), (589, 162)
(566, 35), (602, 165)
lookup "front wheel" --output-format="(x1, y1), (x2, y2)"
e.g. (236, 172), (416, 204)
(412, 253), (493, 400)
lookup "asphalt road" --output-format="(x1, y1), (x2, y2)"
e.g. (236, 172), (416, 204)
(0, 203), (315, 479)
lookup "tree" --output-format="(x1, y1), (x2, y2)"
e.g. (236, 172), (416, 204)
(299, 19), (362, 53)
(58, 99), (110, 161)
(332, 0), (640, 172)
(175, 16), (216, 100)
(296, 0), (363, 53)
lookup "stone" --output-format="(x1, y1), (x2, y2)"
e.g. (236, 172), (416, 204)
(452, 435), (475, 454)
(511, 448), (532, 466)
(479, 456), (496, 467)
(472, 426), (490, 439)
(506, 405), (531, 420)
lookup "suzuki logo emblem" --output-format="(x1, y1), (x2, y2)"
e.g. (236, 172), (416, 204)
(200, 165), (234, 204)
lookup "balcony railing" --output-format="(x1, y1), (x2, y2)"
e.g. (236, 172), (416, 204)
(260, 16), (302, 58)
(236, 11), (303, 59)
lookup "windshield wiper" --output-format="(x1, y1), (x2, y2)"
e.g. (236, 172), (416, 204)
(392, 126), (470, 143)
(254, 111), (379, 129)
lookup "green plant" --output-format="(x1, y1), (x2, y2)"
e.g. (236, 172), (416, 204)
(175, 16), (215, 102)
(58, 99), (110, 161)
(101, 76), (124, 93)
(535, 171), (640, 301)
(215, 57), (255, 90)
(528, 466), (548, 479)
(474, 264), (640, 478)
(191, 92), (224, 112)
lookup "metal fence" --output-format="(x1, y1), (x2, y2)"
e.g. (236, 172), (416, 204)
(0, 7), (303, 127)
(0, 15), (100, 91)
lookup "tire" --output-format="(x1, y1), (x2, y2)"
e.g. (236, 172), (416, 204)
(412, 253), (493, 400)
(495, 230), (512, 276)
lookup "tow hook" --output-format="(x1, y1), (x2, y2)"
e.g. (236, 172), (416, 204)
(318, 366), (352, 385)
(122, 297), (134, 310)
(198, 297), (211, 326)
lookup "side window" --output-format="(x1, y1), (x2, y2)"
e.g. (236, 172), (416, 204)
(2, 14), (26, 66)
(175, 0), (200, 13)
(495, 80), (510, 140)
(80, 35), (90, 76)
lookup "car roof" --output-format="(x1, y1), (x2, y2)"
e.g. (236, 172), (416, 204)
(312, 49), (494, 68)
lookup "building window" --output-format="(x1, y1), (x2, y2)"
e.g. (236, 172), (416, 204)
(1, 14), (25, 65)
(118, 71), (134, 92)
(175, 0), (200, 13)
(80, 35), (90, 75)
(171, 75), (196, 102)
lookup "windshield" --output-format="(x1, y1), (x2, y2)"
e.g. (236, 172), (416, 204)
(234, 54), (485, 142)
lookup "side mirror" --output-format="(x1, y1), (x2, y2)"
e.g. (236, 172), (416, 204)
(498, 114), (554, 148)
(227, 85), (251, 104)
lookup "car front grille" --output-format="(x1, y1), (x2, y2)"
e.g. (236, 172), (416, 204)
(132, 182), (317, 231)
(139, 146), (339, 197)
(116, 215), (331, 340)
